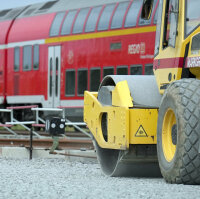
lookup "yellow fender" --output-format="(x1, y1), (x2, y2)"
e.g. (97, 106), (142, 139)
(84, 81), (132, 150)
(84, 80), (158, 150)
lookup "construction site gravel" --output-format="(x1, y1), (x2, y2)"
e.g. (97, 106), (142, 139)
(0, 158), (199, 199)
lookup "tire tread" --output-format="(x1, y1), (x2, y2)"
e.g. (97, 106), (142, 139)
(158, 79), (200, 184)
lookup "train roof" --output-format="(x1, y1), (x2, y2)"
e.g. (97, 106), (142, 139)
(0, 0), (130, 21)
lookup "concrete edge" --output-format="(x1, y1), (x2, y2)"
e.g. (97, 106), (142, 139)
(0, 147), (97, 164)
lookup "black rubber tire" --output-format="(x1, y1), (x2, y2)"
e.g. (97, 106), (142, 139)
(157, 79), (200, 184)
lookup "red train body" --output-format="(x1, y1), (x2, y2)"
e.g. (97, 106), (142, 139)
(0, 0), (159, 121)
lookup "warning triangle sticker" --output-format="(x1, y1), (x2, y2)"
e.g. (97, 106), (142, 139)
(135, 125), (148, 137)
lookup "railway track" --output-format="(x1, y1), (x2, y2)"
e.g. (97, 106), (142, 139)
(0, 137), (93, 150)
(0, 130), (89, 138)
(0, 130), (94, 151)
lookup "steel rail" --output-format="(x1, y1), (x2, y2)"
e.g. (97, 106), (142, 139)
(0, 137), (93, 150)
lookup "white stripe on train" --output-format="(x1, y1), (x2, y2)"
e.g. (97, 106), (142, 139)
(0, 39), (45, 50)
(6, 95), (83, 107)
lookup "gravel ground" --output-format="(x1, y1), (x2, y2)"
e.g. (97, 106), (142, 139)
(0, 158), (199, 199)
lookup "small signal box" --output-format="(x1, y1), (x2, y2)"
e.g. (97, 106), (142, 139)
(45, 117), (66, 135)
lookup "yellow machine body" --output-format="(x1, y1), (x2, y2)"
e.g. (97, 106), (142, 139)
(154, 0), (200, 93)
(84, 81), (158, 149)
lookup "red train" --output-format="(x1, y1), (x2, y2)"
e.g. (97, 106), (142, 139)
(0, 0), (159, 121)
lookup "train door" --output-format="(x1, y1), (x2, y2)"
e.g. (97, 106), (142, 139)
(48, 46), (61, 108)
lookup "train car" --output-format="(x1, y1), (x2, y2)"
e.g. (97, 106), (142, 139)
(0, 0), (159, 121)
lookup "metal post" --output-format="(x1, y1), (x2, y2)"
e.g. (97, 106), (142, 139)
(36, 109), (39, 124)
(62, 108), (65, 118)
(10, 110), (14, 123)
(30, 126), (33, 160)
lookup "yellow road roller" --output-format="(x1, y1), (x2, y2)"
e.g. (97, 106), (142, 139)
(84, 0), (200, 184)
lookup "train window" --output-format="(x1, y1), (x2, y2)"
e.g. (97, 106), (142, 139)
(110, 42), (122, 51)
(103, 67), (114, 77)
(23, 46), (32, 71)
(130, 65), (143, 75)
(78, 69), (88, 96)
(65, 70), (75, 96)
(124, 0), (143, 28)
(0, 9), (11, 17)
(23, 8), (36, 16)
(139, 0), (158, 26)
(90, 68), (101, 91)
(61, 10), (77, 35)
(117, 66), (128, 75)
(85, 6), (102, 33)
(73, 8), (90, 34)
(39, 1), (57, 10)
(33, 45), (39, 70)
(65, 69), (76, 96)
(50, 12), (65, 37)
(4, 9), (21, 20)
(14, 47), (20, 72)
(145, 64), (154, 75)
(111, 2), (129, 30)
(98, 4), (116, 31)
